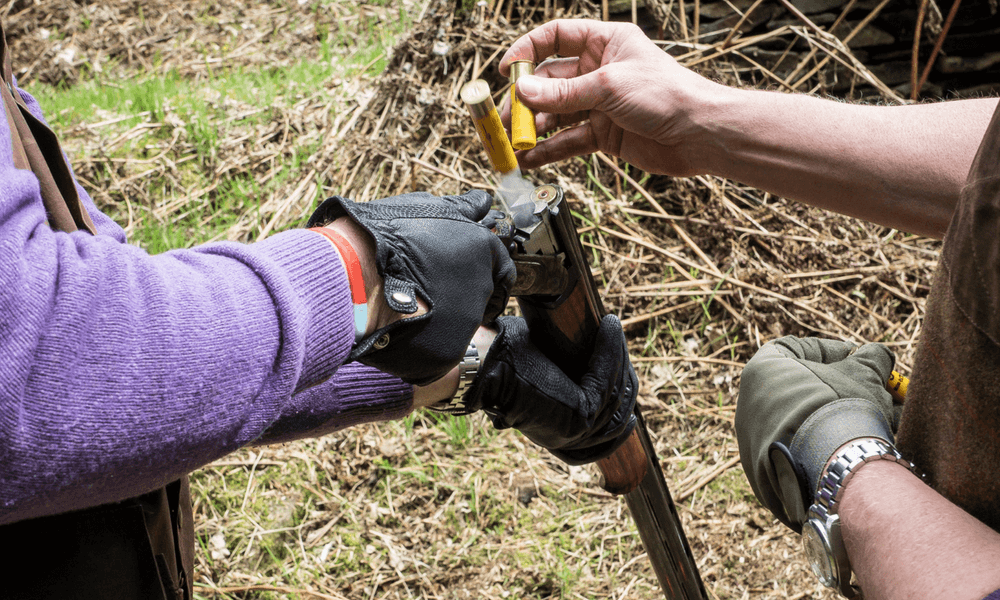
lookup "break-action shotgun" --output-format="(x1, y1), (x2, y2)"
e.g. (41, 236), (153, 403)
(462, 78), (707, 600)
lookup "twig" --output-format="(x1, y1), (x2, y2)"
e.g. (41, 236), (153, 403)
(683, 25), (793, 67)
(784, 265), (926, 279)
(409, 157), (481, 188)
(678, 0), (689, 41)
(775, 0), (826, 38)
(620, 206), (822, 244)
(598, 225), (710, 279)
(669, 220), (725, 278)
(258, 169), (319, 239)
(625, 279), (720, 291)
(633, 356), (746, 367)
(911, 0), (930, 100)
(472, 45), (505, 82)
(594, 151), (669, 216)
(195, 585), (348, 600)
(792, 27), (905, 103)
(789, 0), (894, 91)
(822, 284), (896, 329)
(621, 300), (700, 329)
(693, 0), (700, 39)
(677, 456), (740, 502)
(916, 0), (963, 95)
(596, 173), (741, 313)
(720, 0), (766, 49)
(733, 50), (797, 92)
(830, 0), (860, 30)
(240, 451), (264, 512)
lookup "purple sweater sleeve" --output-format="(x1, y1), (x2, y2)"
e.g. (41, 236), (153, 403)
(0, 85), (413, 525)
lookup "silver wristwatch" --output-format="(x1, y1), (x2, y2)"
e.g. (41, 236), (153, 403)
(428, 341), (480, 415)
(802, 438), (915, 599)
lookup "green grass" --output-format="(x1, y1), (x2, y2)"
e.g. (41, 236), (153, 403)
(27, 6), (409, 252)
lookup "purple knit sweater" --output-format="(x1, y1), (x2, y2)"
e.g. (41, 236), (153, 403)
(0, 83), (413, 526)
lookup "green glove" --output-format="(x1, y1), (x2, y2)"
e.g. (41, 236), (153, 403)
(735, 336), (898, 532)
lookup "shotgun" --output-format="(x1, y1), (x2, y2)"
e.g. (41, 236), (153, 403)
(462, 79), (707, 600)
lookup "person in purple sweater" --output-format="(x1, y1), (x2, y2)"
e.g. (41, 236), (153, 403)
(0, 21), (638, 600)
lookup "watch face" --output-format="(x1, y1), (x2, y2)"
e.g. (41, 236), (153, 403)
(803, 520), (837, 586)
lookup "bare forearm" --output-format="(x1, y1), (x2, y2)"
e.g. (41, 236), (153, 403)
(840, 460), (1000, 600)
(696, 91), (997, 238)
(503, 20), (996, 236)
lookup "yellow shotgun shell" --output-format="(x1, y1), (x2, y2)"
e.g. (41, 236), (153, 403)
(460, 79), (518, 174)
(887, 370), (909, 403)
(509, 60), (537, 151)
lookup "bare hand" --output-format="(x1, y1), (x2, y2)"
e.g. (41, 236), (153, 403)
(499, 19), (726, 175)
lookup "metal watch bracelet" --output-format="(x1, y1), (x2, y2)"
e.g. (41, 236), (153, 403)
(803, 438), (917, 599)
(428, 342), (480, 415)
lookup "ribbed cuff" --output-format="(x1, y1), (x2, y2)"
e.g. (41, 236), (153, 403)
(257, 362), (414, 445)
(329, 361), (414, 424)
(253, 229), (355, 391)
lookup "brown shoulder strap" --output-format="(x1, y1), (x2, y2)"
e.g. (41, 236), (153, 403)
(1, 20), (96, 235)
(2, 22), (31, 173)
(1, 81), (28, 169)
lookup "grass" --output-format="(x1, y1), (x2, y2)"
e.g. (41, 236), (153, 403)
(185, 413), (654, 599)
(26, 4), (409, 252)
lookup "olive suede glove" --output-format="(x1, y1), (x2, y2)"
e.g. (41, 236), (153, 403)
(735, 336), (898, 532)
(466, 315), (638, 465)
(308, 190), (516, 386)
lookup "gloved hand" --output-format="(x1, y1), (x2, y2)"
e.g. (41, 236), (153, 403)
(307, 190), (516, 385)
(735, 336), (899, 532)
(465, 315), (638, 465)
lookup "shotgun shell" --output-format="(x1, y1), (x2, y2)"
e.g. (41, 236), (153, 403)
(509, 60), (537, 151)
(887, 370), (909, 403)
(461, 79), (518, 174)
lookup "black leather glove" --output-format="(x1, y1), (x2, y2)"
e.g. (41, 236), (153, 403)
(466, 315), (638, 465)
(307, 190), (516, 385)
(735, 336), (899, 532)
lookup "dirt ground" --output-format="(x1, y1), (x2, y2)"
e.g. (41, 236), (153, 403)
(6, 0), (944, 598)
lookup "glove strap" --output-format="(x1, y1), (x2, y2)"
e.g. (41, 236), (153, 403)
(310, 227), (367, 343)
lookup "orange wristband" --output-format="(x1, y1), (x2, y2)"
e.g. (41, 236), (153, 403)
(310, 227), (368, 342)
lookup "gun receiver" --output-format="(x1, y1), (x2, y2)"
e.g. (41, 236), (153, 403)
(494, 184), (648, 492)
